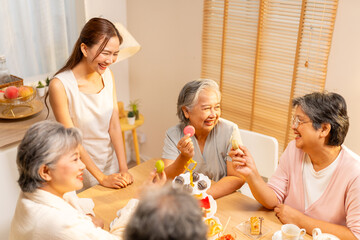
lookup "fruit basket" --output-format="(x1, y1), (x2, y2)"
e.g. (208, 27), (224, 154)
(0, 86), (38, 118)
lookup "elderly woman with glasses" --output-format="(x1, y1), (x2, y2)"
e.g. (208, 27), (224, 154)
(162, 79), (245, 199)
(230, 92), (360, 239)
(10, 121), (142, 240)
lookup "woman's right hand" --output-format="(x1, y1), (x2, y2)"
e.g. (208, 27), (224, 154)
(229, 145), (259, 178)
(100, 173), (129, 189)
(177, 134), (194, 159)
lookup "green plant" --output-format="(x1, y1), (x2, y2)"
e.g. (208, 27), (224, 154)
(128, 99), (140, 120)
(128, 99), (140, 112)
(45, 77), (50, 86)
(37, 81), (45, 88)
(127, 111), (135, 118)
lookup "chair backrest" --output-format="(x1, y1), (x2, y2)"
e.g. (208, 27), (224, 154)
(239, 129), (279, 180)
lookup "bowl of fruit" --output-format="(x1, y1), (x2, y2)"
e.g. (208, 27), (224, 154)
(0, 85), (36, 105)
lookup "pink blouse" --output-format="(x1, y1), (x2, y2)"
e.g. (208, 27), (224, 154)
(268, 140), (360, 238)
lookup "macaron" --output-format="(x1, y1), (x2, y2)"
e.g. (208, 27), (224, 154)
(183, 125), (195, 137)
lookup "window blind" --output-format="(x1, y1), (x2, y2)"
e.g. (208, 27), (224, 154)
(201, 0), (338, 152)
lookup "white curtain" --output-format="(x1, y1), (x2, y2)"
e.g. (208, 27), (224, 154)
(0, 0), (76, 78)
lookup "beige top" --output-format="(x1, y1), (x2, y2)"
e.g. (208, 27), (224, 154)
(55, 69), (118, 189)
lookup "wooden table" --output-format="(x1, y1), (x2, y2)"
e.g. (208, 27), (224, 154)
(119, 113), (144, 165)
(78, 159), (311, 239)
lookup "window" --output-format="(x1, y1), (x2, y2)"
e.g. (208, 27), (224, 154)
(0, 0), (77, 79)
(201, 0), (338, 152)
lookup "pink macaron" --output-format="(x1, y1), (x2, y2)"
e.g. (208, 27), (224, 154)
(183, 125), (195, 137)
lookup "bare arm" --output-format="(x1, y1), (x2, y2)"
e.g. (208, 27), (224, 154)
(163, 134), (194, 179)
(108, 71), (133, 185)
(49, 78), (127, 188)
(206, 160), (245, 199)
(275, 204), (357, 239)
(229, 145), (278, 208)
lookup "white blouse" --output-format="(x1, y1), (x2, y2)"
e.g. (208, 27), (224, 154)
(9, 189), (137, 240)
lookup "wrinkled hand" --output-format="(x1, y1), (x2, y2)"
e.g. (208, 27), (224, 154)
(100, 173), (128, 189)
(229, 145), (258, 178)
(274, 204), (303, 225)
(120, 171), (134, 185)
(149, 169), (167, 185)
(177, 134), (194, 159)
(135, 169), (167, 198)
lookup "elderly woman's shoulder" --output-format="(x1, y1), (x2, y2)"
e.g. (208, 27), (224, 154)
(166, 123), (184, 136)
(342, 145), (360, 163)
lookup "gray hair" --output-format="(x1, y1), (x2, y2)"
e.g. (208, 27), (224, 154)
(177, 79), (221, 125)
(292, 92), (349, 146)
(124, 184), (207, 240)
(17, 121), (82, 192)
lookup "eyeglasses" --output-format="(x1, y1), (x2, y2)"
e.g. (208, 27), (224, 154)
(291, 115), (310, 129)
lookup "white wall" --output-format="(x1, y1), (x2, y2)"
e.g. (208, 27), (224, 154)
(326, 0), (360, 155)
(127, 0), (203, 159)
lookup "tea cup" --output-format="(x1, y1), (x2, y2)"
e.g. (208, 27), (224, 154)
(312, 228), (340, 240)
(281, 224), (306, 240)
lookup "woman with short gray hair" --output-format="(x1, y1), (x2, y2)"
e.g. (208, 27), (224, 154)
(162, 79), (245, 199)
(230, 92), (360, 239)
(10, 121), (134, 240)
(124, 184), (207, 240)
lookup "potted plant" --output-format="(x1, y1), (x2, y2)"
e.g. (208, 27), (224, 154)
(127, 111), (136, 125)
(45, 77), (50, 88)
(36, 81), (46, 97)
(128, 99), (140, 120)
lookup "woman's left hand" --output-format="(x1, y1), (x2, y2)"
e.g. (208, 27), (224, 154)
(274, 204), (303, 225)
(120, 171), (134, 185)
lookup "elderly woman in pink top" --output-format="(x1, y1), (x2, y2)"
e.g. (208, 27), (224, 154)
(230, 92), (360, 239)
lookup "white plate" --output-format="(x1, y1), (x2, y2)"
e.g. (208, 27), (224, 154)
(272, 230), (304, 240)
(172, 171), (211, 195)
(236, 220), (271, 239)
(202, 193), (217, 219)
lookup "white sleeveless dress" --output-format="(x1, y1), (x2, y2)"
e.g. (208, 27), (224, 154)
(55, 69), (118, 190)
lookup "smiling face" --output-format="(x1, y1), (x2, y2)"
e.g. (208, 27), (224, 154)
(43, 146), (85, 197)
(292, 106), (323, 152)
(82, 36), (120, 74)
(183, 89), (221, 136)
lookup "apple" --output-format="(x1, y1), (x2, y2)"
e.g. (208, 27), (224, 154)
(4, 86), (19, 99)
(18, 86), (34, 98)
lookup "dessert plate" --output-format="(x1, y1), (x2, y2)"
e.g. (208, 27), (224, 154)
(236, 220), (271, 239)
(172, 171), (211, 195)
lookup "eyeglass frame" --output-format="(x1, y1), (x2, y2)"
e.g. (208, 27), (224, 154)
(291, 115), (311, 129)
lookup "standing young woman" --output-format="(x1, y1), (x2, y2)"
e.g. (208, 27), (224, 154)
(49, 18), (133, 190)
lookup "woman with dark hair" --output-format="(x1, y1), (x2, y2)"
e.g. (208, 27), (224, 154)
(48, 18), (133, 190)
(230, 92), (360, 239)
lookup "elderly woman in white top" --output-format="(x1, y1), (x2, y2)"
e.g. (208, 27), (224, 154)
(162, 79), (245, 199)
(10, 121), (136, 240)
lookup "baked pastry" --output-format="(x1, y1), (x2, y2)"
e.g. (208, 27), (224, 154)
(205, 218), (223, 238)
(250, 216), (263, 235)
(198, 180), (207, 190)
(174, 176), (184, 185)
(192, 171), (200, 182)
(183, 184), (193, 193)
